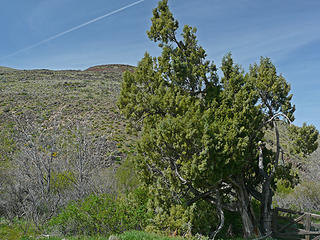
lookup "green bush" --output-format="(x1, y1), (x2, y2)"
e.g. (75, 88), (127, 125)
(0, 217), (37, 240)
(116, 230), (209, 240)
(121, 187), (152, 230)
(116, 230), (183, 240)
(145, 193), (218, 237)
(49, 188), (151, 236)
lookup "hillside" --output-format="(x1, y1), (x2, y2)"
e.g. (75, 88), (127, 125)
(85, 64), (135, 73)
(0, 64), (132, 122)
(0, 64), (136, 165)
(0, 66), (16, 72)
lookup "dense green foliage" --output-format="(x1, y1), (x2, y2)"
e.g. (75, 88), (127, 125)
(115, 230), (210, 240)
(49, 188), (150, 236)
(0, 218), (38, 240)
(289, 123), (319, 157)
(119, 0), (318, 238)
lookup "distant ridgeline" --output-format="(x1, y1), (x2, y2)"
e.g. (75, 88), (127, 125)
(0, 66), (16, 72)
(0, 64), (136, 73)
(86, 64), (136, 73)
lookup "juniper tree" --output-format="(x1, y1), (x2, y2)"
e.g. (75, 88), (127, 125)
(119, 0), (259, 236)
(119, 0), (318, 237)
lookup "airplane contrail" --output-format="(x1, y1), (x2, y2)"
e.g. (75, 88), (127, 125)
(0, 0), (145, 61)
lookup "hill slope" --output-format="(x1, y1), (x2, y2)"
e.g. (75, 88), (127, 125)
(0, 65), (135, 164)
(0, 66), (16, 72)
(85, 64), (135, 73)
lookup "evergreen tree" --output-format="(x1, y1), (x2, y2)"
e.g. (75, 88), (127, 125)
(119, 0), (318, 238)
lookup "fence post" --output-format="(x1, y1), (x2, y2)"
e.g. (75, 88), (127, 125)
(305, 213), (311, 240)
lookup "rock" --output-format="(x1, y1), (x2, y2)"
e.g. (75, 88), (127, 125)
(108, 235), (120, 240)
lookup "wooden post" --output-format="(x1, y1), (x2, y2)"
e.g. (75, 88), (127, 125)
(305, 213), (311, 240)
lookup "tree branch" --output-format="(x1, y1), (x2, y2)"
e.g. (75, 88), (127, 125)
(246, 184), (263, 202)
(258, 141), (267, 178)
(271, 121), (280, 178)
(265, 112), (292, 125)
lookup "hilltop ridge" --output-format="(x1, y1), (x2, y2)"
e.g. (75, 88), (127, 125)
(85, 64), (136, 73)
(0, 64), (136, 72)
(0, 66), (16, 72)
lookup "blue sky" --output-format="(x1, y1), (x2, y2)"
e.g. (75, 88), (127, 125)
(0, 0), (319, 129)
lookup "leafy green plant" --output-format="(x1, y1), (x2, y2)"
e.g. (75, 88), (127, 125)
(50, 171), (75, 193)
(115, 158), (139, 194)
(49, 189), (151, 236)
(116, 230), (211, 240)
(0, 217), (37, 240)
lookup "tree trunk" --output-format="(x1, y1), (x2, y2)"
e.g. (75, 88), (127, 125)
(239, 205), (256, 238)
(233, 176), (260, 238)
(210, 189), (224, 240)
(260, 178), (273, 235)
(259, 120), (279, 235)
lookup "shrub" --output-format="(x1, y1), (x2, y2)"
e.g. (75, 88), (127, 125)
(49, 188), (151, 236)
(0, 217), (37, 240)
(145, 195), (218, 237)
(274, 180), (320, 212)
(116, 230), (209, 240)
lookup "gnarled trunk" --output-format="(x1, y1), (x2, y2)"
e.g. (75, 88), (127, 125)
(260, 178), (273, 235)
(232, 176), (260, 238)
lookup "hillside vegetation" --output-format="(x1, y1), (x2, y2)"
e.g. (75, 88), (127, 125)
(0, 65), (138, 230)
(0, 66), (16, 72)
(0, 65), (128, 132)
(0, 65), (132, 162)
